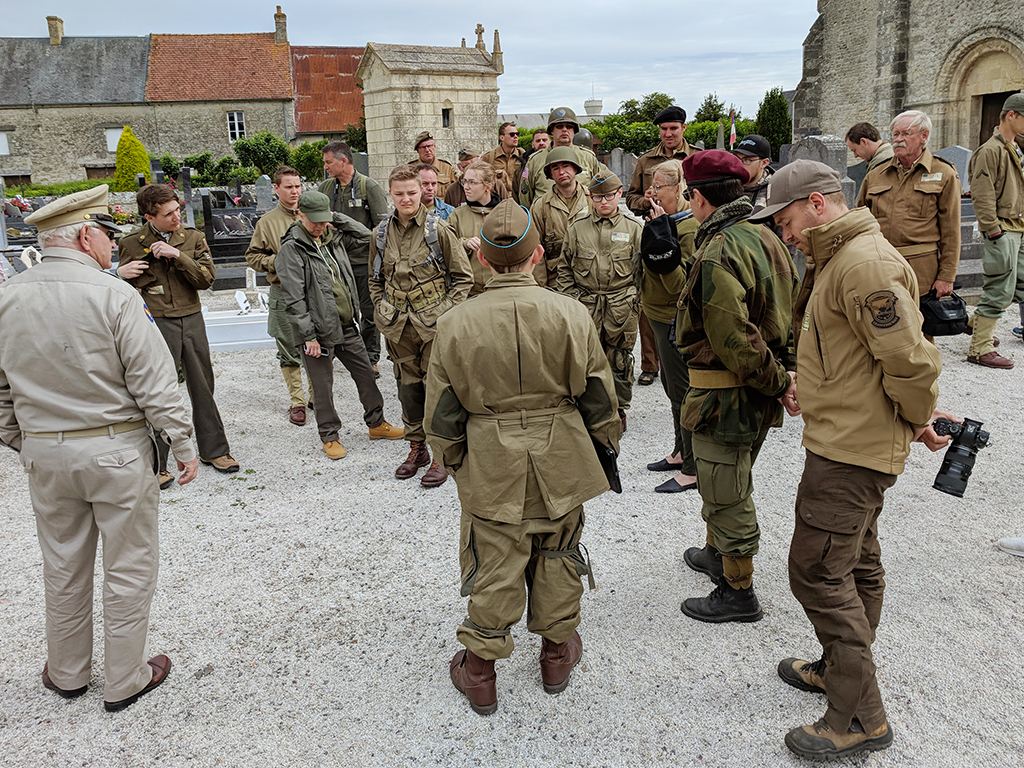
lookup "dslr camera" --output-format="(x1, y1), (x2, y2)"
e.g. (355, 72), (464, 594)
(932, 418), (989, 497)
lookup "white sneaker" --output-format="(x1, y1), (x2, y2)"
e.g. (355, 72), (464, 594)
(996, 537), (1024, 557)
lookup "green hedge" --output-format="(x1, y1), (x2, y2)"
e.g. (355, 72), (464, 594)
(4, 178), (114, 198)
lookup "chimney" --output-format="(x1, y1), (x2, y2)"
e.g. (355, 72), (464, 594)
(274, 6), (287, 45)
(46, 16), (64, 46)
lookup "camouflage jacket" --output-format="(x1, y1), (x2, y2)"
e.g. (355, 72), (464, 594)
(676, 197), (799, 444)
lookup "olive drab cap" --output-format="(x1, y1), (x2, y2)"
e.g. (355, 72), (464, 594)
(547, 107), (580, 131)
(458, 147), (481, 162)
(414, 131), (434, 149)
(24, 184), (120, 234)
(1003, 91), (1024, 113)
(748, 159), (842, 222)
(543, 146), (583, 178)
(297, 190), (332, 223)
(479, 199), (540, 267)
(588, 173), (623, 196)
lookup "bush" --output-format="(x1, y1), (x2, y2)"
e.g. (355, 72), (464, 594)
(182, 152), (214, 177)
(5, 178), (112, 198)
(684, 119), (757, 151)
(618, 93), (674, 125)
(290, 139), (328, 181)
(159, 154), (181, 182)
(343, 117), (367, 153)
(754, 87), (793, 161)
(112, 126), (151, 192)
(588, 114), (660, 156)
(233, 131), (291, 177)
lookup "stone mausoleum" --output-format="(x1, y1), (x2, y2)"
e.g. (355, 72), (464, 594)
(794, 1), (1024, 149)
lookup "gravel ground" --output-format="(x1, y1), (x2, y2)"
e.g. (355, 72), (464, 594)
(1, 298), (1022, 768)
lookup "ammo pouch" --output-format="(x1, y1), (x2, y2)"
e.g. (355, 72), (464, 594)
(920, 289), (968, 337)
(387, 277), (447, 312)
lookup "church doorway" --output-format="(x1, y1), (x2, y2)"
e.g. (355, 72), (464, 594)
(979, 90), (1019, 146)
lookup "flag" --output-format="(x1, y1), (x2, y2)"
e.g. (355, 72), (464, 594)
(729, 110), (736, 149)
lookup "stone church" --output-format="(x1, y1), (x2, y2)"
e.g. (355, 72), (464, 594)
(793, 1), (1024, 149)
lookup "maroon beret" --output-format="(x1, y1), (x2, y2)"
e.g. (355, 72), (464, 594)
(681, 150), (749, 185)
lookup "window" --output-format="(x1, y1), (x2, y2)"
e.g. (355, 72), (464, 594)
(0, 131), (9, 155)
(441, 108), (452, 128)
(86, 166), (116, 179)
(3, 174), (31, 188)
(105, 127), (124, 152)
(227, 112), (246, 141)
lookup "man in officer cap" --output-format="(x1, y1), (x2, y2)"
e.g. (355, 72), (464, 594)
(0, 185), (197, 711)
(625, 105), (696, 216)
(520, 107), (609, 206)
(530, 146), (592, 287)
(557, 173), (643, 432)
(676, 150), (798, 624)
(426, 199), (619, 716)
(409, 131), (458, 197)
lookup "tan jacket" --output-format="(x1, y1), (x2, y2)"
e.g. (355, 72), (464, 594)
(530, 183), (592, 288)
(244, 202), (298, 286)
(425, 271), (620, 524)
(866, 142), (894, 173)
(409, 158), (458, 197)
(522, 145), (607, 206)
(0, 247), (194, 460)
(118, 223), (215, 317)
(858, 148), (961, 293)
(797, 208), (942, 475)
(641, 212), (698, 324)
(481, 144), (525, 191)
(968, 128), (1024, 236)
(446, 199), (497, 296)
(625, 139), (695, 215)
(368, 205), (473, 343)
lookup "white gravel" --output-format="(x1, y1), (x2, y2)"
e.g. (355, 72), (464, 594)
(1, 298), (1022, 768)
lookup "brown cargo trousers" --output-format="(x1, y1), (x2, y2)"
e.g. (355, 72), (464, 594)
(456, 489), (591, 660)
(788, 450), (898, 734)
(384, 322), (433, 443)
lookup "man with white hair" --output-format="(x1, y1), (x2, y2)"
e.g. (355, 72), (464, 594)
(857, 110), (961, 313)
(0, 185), (197, 711)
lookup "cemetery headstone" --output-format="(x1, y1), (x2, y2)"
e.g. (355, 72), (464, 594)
(716, 123), (725, 150)
(136, 173), (147, 190)
(789, 134), (857, 208)
(847, 160), (867, 195)
(933, 145), (972, 194)
(255, 175), (274, 212)
(180, 167), (195, 228)
(200, 189), (215, 243)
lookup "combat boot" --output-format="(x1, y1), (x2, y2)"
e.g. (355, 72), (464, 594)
(539, 630), (583, 694)
(681, 583), (763, 623)
(785, 718), (893, 759)
(684, 543), (724, 584)
(395, 441), (430, 479)
(777, 655), (827, 694)
(450, 649), (497, 715)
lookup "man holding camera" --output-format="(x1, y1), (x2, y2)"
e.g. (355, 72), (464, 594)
(752, 160), (947, 760)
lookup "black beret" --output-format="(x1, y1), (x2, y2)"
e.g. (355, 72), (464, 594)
(653, 106), (687, 125)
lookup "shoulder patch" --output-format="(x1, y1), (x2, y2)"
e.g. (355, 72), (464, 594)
(865, 290), (900, 328)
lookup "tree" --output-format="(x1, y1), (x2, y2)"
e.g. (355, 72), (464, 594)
(112, 127), (151, 192)
(290, 139), (328, 181)
(342, 117), (367, 153)
(588, 114), (660, 156)
(754, 87), (793, 161)
(618, 92), (673, 124)
(694, 93), (727, 124)
(182, 152), (214, 177)
(158, 154), (180, 182)
(233, 131), (291, 176)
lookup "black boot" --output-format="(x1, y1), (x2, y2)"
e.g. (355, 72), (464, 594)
(681, 583), (763, 623)
(683, 543), (724, 584)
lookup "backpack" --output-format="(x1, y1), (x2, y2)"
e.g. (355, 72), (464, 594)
(372, 208), (449, 288)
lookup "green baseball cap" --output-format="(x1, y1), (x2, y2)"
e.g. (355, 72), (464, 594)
(1003, 91), (1024, 113)
(298, 191), (332, 223)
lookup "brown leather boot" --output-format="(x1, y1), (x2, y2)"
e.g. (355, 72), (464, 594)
(395, 441), (430, 479)
(539, 629), (583, 694)
(420, 460), (448, 487)
(450, 649), (497, 715)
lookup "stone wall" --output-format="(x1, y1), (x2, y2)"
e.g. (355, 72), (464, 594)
(0, 100), (292, 185)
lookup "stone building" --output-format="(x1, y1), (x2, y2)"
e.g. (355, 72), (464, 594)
(357, 26), (503, 183)
(794, 1), (1024, 150)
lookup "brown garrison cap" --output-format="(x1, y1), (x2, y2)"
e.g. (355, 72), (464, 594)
(414, 131), (434, 149)
(1004, 91), (1024, 113)
(748, 159), (842, 222)
(479, 199), (539, 267)
(458, 147), (481, 161)
(24, 184), (120, 234)
(588, 173), (623, 196)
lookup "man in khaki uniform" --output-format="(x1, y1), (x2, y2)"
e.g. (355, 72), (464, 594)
(858, 110), (961, 301)
(117, 184), (238, 482)
(481, 122), (525, 193)
(557, 173), (643, 430)
(1, 185), (197, 711)
(965, 91), (1024, 369)
(530, 146), (592, 288)
(369, 166), (474, 487)
(625, 105), (696, 216)
(425, 199), (619, 715)
(521, 108), (609, 206)
(409, 132), (458, 197)
(245, 165), (312, 425)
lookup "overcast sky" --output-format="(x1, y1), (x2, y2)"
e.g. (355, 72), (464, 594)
(5, 1), (819, 118)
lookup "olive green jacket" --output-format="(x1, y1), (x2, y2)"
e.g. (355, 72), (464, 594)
(676, 197), (798, 444)
(521, 145), (609, 206)
(244, 202), (298, 286)
(530, 183), (592, 288)
(968, 128), (1024, 236)
(118, 223), (215, 318)
(425, 271), (620, 524)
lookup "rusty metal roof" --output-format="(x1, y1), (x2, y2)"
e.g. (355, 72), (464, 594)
(291, 46), (365, 134)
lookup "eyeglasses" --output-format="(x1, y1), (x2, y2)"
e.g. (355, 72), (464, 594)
(591, 192), (619, 203)
(891, 129), (918, 139)
(91, 225), (116, 242)
(737, 155), (763, 165)
(650, 183), (675, 193)
(462, 179), (483, 187)
(682, 189), (693, 201)
(507, 132), (519, 137)
(551, 123), (574, 130)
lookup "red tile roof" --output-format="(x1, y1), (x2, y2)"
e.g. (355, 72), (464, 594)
(291, 46), (365, 134)
(146, 33), (293, 102)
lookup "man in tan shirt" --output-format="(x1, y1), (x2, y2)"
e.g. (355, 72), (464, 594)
(481, 122), (525, 194)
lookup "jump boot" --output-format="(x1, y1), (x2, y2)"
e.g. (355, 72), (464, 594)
(684, 541), (724, 585)
(450, 649), (497, 715)
(395, 441), (430, 479)
(539, 630), (583, 694)
(681, 555), (762, 623)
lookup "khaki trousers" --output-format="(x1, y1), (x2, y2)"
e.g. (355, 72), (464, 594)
(638, 310), (659, 373)
(22, 427), (159, 702)
(384, 321), (433, 443)
(457, 502), (587, 660)
(789, 450), (897, 734)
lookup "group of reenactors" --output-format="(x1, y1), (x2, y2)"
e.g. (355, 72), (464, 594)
(4, 90), (1023, 761)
